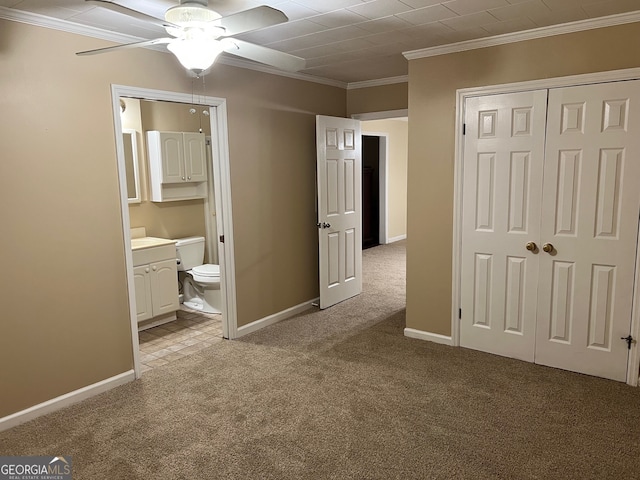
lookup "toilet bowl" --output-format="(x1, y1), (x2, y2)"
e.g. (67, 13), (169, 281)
(175, 236), (222, 314)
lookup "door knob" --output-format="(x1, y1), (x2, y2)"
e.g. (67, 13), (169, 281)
(542, 243), (554, 253)
(526, 242), (537, 252)
(323, 222), (331, 229)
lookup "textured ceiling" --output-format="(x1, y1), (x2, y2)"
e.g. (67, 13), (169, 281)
(2, 0), (640, 84)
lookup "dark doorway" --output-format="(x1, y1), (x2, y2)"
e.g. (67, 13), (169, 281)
(362, 135), (380, 249)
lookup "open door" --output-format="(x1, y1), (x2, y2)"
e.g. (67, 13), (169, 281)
(316, 115), (362, 309)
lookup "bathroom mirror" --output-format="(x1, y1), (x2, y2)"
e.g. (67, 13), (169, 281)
(123, 129), (141, 204)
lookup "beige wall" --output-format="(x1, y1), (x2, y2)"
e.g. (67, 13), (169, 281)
(406, 22), (640, 336)
(0, 19), (345, 417)
(361, 119), (408, 240)
(347, 82), (408, 116)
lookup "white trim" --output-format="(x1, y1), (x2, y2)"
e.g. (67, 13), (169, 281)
(0, 6), (143, 45)
(388, 234), (406, 243)
(404, 10), (640, 60)
(628, 217), (640, 386)
(347, 75), (408, 90)
(111, 86), (142, 378)
(236, 298), (319, 337)
(210, 101), (239, 340)
(404, 328), (453, 346)
(0, 6), (347, 90)
(110, 85), (237, 370)
(0, 370), (135, 432)
(452, 68), (640, 386)
(352, 109), (408, 121)
(380, 135), (389, 245)
(451, 89), (463, 349)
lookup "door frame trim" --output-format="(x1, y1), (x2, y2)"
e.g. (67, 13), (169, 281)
(362, 132), (390, 244)
(111, 85), (238, 379)
(452, 67), (640, 386)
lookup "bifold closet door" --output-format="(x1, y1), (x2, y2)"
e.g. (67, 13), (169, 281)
(460, 90), (548, 361)
(534, 80), (640, 382)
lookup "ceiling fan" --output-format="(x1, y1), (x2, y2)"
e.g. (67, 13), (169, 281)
(76, 0), (306, 75)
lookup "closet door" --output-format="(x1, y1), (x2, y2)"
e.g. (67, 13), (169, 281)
(460, 90), (548, 361)
(535, 80), (640, 382)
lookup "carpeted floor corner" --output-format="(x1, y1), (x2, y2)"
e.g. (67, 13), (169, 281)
(1, 241), (640, 479)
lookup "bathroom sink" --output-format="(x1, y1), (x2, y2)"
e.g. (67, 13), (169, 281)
(131, 237), (176, 251)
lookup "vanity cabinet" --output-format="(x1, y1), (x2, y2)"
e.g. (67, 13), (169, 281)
(147, 131), (208, 202)
(132, 242), (179, 323)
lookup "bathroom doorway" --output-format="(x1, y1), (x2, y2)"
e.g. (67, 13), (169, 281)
(111, 85), (238, 378)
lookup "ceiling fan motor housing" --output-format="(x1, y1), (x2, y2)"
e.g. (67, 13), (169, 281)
(165, 0), (221, 26)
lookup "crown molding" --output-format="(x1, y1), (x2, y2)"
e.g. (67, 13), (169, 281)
(0, 6), (347, 89)
(0, 6), (143, 44)
(404, 10), (640, 60)
(347, 75), (408, 90)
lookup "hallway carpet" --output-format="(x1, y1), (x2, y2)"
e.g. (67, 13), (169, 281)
(2, 241), (640, 479)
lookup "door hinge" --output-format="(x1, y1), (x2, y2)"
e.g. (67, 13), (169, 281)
(219, 235), (224, 243)
(462, 123), (466, 135)
(458, 308), (462, 319)
(621, 335), (637, 350)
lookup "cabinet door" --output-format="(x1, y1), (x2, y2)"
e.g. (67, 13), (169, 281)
(150, 258), (179, 316)
(160, 132), (185, 184)
(133, 265), (153, 322)
(183, 133), (207, 182)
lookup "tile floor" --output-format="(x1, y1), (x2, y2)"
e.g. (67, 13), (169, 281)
(138, 306), (223, 373)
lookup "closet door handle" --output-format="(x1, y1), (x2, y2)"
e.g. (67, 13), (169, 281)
(525, 242), (537, 252)
(543, 243), (554, 253)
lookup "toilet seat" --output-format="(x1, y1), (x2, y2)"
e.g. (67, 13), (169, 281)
(188, 264), (220, 285)
(191, 264), (220, 278)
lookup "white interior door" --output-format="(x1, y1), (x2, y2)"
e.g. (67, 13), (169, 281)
(535, 80), (640, 382)
(316, 115), (362, 309)
(460, 81), (640, 382)
(460, 90), (548, 361)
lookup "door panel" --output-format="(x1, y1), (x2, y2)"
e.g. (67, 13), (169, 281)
(317, 115), (362, 309)
(535, 81), (640, 382)
(460, 90), (548, 361)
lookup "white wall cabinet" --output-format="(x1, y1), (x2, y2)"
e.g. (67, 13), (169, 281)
(132, 243), (179, 323)
(147, 131), (208, 201)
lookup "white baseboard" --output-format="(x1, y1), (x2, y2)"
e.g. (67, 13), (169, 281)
(387, 234), (407, 243)
(0, 370), (135, 432)
(404, 328), (453, 346)
(237, 298), (319, 337)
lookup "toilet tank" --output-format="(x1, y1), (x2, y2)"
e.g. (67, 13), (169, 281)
(174, 236), (205, 271)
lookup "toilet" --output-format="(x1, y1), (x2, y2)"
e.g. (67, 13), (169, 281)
(174, 236), (221, 314)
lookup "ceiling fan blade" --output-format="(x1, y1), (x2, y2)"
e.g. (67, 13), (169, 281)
(85, 0), (179, 29)
(217, 6), (288, 37)
(76, 38), (173, 56)
(222, 39), (305, 72)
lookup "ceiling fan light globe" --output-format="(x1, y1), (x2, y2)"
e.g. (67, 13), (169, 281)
(167, 39), (224, 73)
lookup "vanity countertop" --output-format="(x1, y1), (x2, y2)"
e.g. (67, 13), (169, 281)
(131, 236), (176, 251)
